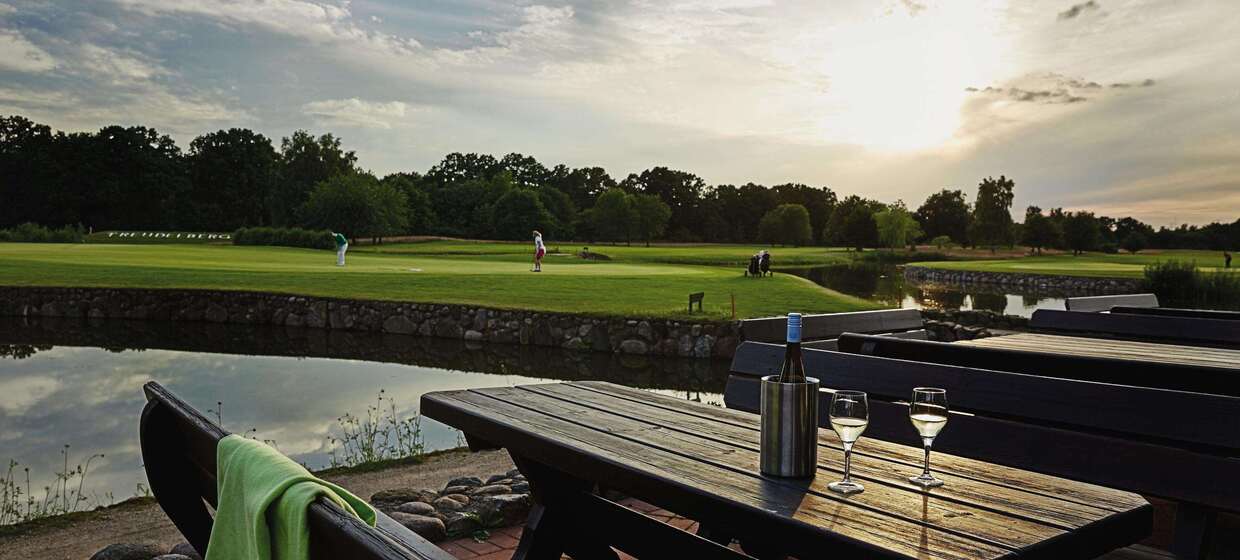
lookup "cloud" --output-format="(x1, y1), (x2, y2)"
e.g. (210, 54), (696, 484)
(1110, 79), (1156, 88)
(0, 28), (57, 72)
(900, 0), (927, 17)
(1058, 1), (1100, 21)
(301, 98), (410, 129)
(965, 73), (1155, 105)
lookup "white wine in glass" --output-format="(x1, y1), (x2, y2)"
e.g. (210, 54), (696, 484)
(908, 388), (948, 488)
(828, 391), (868, 495)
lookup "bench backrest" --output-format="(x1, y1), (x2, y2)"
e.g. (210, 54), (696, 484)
(1112, 306), (1240, 321)
(834, 333), (1240, 396)
(1030, 309), (1240, 346)
(1065, 293), (1159, 312)
(723, 341), (1240, 512)
(740, 309), (922, 343)
(139, 382), (453, 560)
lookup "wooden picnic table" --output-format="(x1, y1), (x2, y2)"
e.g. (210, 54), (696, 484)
(958, 332), (1240, 370)
(421, 381), (1152, 560)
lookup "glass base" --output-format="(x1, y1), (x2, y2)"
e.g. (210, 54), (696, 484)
(909, 474), (944, 488)
(828, 480), (864, 495)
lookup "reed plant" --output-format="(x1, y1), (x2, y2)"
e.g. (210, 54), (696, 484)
(325, 390), (426, 469)
(1, 446), (106, 526)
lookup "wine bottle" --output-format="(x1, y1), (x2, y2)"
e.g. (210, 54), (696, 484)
(779, 312), (807, 383)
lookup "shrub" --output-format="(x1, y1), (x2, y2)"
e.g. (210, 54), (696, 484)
(929, 235), (954, 249)
(1100, 243), (1119, 254)
(0, 223), (85, 243)
(233, 227), (334, 250)
(1142, 260), (1240, 310)
(1120, 232), (1147, 254)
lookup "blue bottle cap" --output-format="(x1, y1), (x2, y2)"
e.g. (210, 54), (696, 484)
(786, 312), (802, 343)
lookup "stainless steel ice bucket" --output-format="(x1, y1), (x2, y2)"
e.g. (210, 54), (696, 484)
(759, 375), (820, 478)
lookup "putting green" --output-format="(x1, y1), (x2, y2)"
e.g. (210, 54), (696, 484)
(0, 243), (878, 319)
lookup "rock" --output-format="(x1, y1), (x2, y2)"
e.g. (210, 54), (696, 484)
(467, 484), (511, 496)
(433, 496), (465, 511)
(506, 468), (522, 478)
(486, 474), (509, 484)
(371, 488), (437, 508)
(441, 485), (470, 495)
(637, 321), (653, 340)
(390, 512), (447, 542)
(619, 339), (648, 355)
(464, 329), (483, 342)
(446, 476), (483, 488)
(90, 543), (164, 560)
(511, 481), (531, 493)
(153, 556), (192, 560)
(395, 501), (436, 515)
(444, 493), (470, 504)
(693, 334), (715, 358)
(169, 543), (201, 560)
(473, 493), (533, 526)
(383, 315), (417, 334)
(442, 511), (481, 536)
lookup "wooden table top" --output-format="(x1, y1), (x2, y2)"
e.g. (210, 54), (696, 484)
(422, 381), (1151, 560)
(958, 332), (1240, 370)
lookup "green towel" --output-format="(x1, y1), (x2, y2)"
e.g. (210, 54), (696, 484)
(206, 435), (376, 560)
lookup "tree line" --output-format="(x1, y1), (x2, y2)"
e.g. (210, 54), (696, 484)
(1, 115), (1236, 250)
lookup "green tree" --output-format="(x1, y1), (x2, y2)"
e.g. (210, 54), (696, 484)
(1062, 211), (1101, 255)
(1020, 206), (1060, 255)
(970, 175), (1015, 251)
(621, 167), (706, 240)
(1121, 232), (1148, 254)
(380, 172), (436, 234)
(591, 188), (635, 244)
(824, 195), (880, 251)
(273, 131), (357, 226)
(758, 204), (813, 246)
(536, 186), (578, 240)
(298, 173), (407, 241)
(713, 183), (779, 243)
(492, 189), (554, 240)
(772, 183), (836, 243)
(874, 202), (922, 249)
(184, 128), (279, 230)
(630, 193), (672, 246)
(915, 189), (970, 246)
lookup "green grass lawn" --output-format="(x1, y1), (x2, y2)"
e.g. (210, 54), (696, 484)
(356, 239), (854, 266)
(911, 250), (1228, 278)
(0, 243), (878, 319)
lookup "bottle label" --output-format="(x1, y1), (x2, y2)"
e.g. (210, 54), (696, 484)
(786, 313), (801, 343)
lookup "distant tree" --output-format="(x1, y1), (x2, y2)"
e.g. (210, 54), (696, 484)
(273, 130), (357, 226)
(492, 189), (554, 240)
(1020, 206), (1060, 255)
(874, 202), (923, 249)
(629, 193), (672, 246)
(824, 195), (881, 251)
(758, 204), (813, 246)
(423, 152), (503, 187)
(536, 186), (578, 240)
(380, 172), (436, 234)
(621, 167), (706, 240)
(1114, 216), (1155, 245)
(499, 153), (551, 189)
(772, 183), (836, 243)
(0, 115), (56, 228)
(547, 165), (616, 211)
(1121, 232), (1148, 254)
(929, 235), (954, 249)
(714, 183), (779, 243)
(915, 189), (971, 246)
(1061, 211), (1101, 255)
(428, 172), (513, 238)
(299, 173), (407, 241)
(184, 128), (279, 230)
(591, 187), (635, 244)
(970, 175), (1015, 251)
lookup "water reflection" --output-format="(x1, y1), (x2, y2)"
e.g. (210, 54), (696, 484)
(0, 318), (728, 506)
(782, 264), (1126, 318)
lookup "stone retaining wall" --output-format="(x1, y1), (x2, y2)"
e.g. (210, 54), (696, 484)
(0, 287), (740, 359)
(903, 266), (1142, 294)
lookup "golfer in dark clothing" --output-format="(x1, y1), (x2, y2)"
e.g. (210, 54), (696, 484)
(1226, 251), (1233, 268)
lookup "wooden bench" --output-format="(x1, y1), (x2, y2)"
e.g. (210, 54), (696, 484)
(1030, 309), (1240, 347)
(834, 332), (1240, 396)
(139, 382), (454, 560)
(1066, 293), (1160, 312)
(688, 292), (704, 313)
(722, 342), (1240, 559)
(740, 308), (927, 350)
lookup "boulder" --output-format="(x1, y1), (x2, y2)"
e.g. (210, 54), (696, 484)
(619, 339), (648, 355)
(444, 494), (471, 505)
(467, 484), (511, 496)
(169, 543), (201, 560)
(389, 512), (447, 542)
(382, 315), (417, 334)
(446, 476), (482, 488)
(371, 488), (437, 508)
(472, 493), (532, 527)
(433, 496), (465, 511)
(395, 501), (436, 516)
(442, 511), (481, 536)
(90, 543), (164, 560)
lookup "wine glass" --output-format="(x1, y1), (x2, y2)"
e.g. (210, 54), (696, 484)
(828, 390), (868, 495)
(908, 388), (948, 488)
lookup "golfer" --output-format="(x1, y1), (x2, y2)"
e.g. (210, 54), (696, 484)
(333, 231), (348, 266)
(532, 230), (545, 272)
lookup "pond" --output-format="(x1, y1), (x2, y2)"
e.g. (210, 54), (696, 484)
(783, 264), (1082, 317)
(0, 317), (728, 509)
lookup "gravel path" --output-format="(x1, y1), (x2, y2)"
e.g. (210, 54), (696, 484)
(0, 449), (513, 560)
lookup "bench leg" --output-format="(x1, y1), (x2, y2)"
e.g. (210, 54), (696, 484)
(511, 455), (619, 560)
(1170, 504), (1215, 560)
(464, 433), (500, 452)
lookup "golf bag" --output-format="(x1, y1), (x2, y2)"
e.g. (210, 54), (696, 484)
(746, 255), (761, 277)
(759, 252), (771, 276)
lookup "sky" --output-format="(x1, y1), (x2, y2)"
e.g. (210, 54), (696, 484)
(0, 0), (1237, 225)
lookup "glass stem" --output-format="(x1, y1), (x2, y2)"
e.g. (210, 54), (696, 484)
(843, 441), (854, 483)
(922, 438), (933, 477)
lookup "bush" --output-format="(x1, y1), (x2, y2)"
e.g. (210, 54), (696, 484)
(1100, 243), (1119, 254)
(1142, 260), (1240, 310)
(1120, 232), (1147, 254)
(929, 235), (954, 249)
(0, 223), (85, 243)
(233, 227), (334, 250)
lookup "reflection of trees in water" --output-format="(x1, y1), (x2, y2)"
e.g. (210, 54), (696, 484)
(969, 292), (1007, 313)
(0, 343), (52, 359)
(783, 264), (906, 306)
(910, 288), (966, 310)
(0, 318), (729, 394)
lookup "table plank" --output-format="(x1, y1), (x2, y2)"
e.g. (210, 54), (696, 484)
(427, 388), (1013, 560)
(577, 381), (1149, 514)
(958, 333), (1240, 370)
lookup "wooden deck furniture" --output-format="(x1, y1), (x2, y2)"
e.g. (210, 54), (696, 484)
(1110, 307), (1240, 321)
(835, 332), (1240, 396)
(723, 342), (1240, 559)
(423, 381), (1152, 560)
(139, 382), (454, 560)
(740, 308), (927, 350)
(1029, 309), (1240, 347)
(1065, 294), (1160, 312)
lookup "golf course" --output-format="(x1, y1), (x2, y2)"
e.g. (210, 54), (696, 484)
(0, 241), (878, 319)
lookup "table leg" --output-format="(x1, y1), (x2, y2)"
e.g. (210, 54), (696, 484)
(1170, 503), (1216, 560)
(510, 454), (620, 560)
